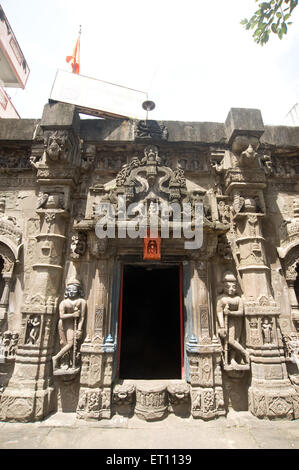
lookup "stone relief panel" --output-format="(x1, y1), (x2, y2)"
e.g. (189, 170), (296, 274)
(0, 330), (19, 361)
(134, 120), (169, 141)
(271, 155), (299, 178)
(0, 147), (31, 172)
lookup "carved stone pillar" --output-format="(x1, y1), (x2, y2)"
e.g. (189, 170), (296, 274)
(76, 255), (114, 420)
(223, 108), (299, 419)
(187, 258), (225, 420)
(0, 102), (81, 421)
(191, 260), (211, 339)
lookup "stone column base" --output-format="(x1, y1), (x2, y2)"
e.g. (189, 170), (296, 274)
(249, 381), (299, 419)
(135, 383), (168, 421)
(0, 386), (55, 422)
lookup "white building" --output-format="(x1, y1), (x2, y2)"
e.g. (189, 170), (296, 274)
(0, 5), (30, 118)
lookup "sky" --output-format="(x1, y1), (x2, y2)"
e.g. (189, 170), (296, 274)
(1, 0), (299, 125)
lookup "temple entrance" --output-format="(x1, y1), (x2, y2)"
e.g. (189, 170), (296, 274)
(118, 264), (182, 380)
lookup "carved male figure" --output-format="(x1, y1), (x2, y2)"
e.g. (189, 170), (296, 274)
(216, 272), (249, 366)
(52, 279), (87, 371)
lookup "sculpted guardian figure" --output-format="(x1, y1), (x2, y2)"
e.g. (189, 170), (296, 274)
(216, 272), (249, 367)
(52, 279), (87, 372)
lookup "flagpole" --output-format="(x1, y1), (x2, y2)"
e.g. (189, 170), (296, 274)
(66, 27), (81, 74)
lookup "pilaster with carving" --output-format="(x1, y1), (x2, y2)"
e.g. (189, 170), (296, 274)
(76, 256), (114, 420)
(0, 103), (82, 421)
(187, 258), (225, 419)
(222, 108), (299, 419)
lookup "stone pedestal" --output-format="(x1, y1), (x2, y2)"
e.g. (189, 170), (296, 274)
(135, 382), (168, 421)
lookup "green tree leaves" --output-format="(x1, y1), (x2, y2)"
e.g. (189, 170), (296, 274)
(241, 0), (298, 45)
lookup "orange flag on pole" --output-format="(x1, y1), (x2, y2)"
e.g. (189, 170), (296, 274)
(66, 27), (81, 74)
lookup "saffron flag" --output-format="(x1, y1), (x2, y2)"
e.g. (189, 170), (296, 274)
(66, 33), (80, 74)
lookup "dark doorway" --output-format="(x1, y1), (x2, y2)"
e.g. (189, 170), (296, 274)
(119, 265), (181, 379)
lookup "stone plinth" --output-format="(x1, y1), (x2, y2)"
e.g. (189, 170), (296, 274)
(135, 382), (168, 421)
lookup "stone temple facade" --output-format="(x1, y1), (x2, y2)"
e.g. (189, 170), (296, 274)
(0, 102), (299, 422)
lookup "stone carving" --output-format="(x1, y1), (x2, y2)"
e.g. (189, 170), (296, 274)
(249, 318), (261, 346)
(190, 387), (225, 419)
(167, 382), (190, 405)
(37, 192), (65, 211)
(191, 390), (201, 413)
(36, 192), (49, 209)
(0, 197), (22, 248)
(113, 383), (135, 416)
(261, 317), (273, 344)
(25, 315), (41, 345)
(52, 279), (87, 375)
(218, 200), (231, 224)
(268, 396), (293, 417)
(70, 232), (87, 259)
(44, 213), (56, 234)
(199, 356), (213, 386)
(135, 120), (169, 140)
(210, 154), (225, 195)
(0, 331), (19, 361)
(0, 247), (15, 274)
(282, 332), (299, 370)
(216, 272), (249, 368)
(217, 235), (232, 261)
(135, 383), (168, 421)
(230, 136), (260, 169)
(113, 383), (135, 405)
(271, 156), (299, 178)
(30, 130), (76, 170)
(278, 199), (299, 259)
(0, 147), (31, 171)
(44, 130), (71, 164)
(260, 153), (273, 175)
(105, 145), (188, 208)
(81, 144), (96, 171)
(93, 306), (104, 343)
(77, 389), (104, 417)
